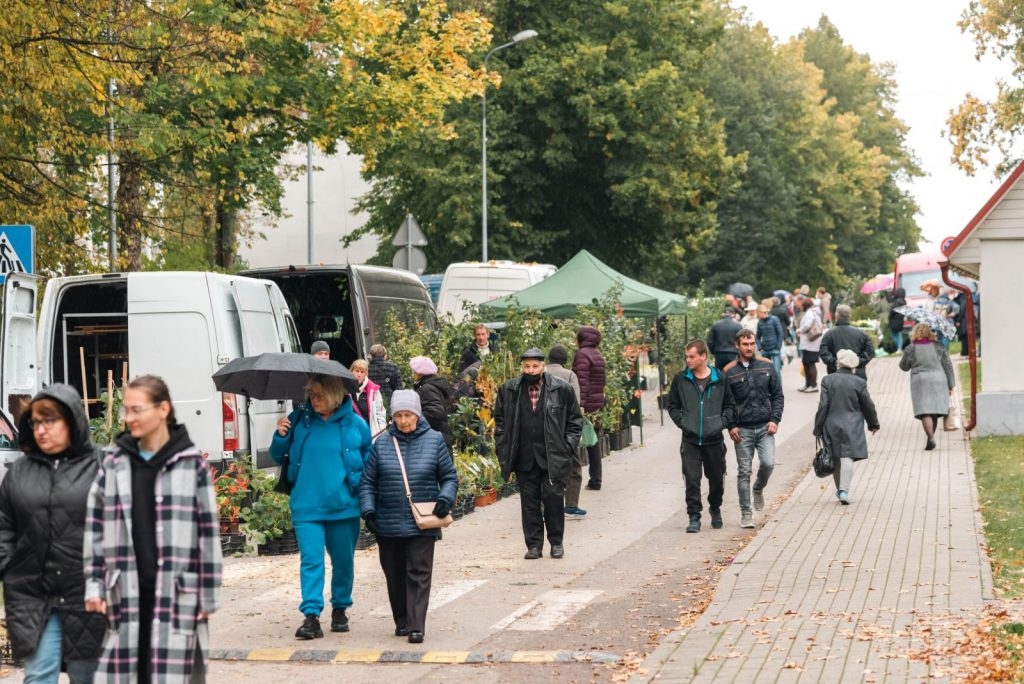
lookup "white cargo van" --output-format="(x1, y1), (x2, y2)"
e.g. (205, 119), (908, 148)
(436, 261), (557, 321)
(1, 271), (300, 470)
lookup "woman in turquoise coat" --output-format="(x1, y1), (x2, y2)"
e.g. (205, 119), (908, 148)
(271, 374), (371, 640)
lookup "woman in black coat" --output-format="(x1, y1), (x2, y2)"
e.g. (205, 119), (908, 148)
(410, 355), (453, 447)
(359, 391), (458, 645)
(0, 385), (106, 682)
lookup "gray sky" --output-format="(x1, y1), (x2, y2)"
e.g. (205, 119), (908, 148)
(738, 0), (1009, 252)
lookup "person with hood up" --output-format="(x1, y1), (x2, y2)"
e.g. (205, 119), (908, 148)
(84, 375), (222, 683)
(572, 326), (606, 491)
(410, 356), (453, 448)
(813, 350), (880, 504)
(0, 385), (105, 683)
(271, 374), (372, 640)
(359, 391), (457, 644)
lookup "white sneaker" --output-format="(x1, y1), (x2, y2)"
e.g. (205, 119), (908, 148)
(740, 513), (755, 529)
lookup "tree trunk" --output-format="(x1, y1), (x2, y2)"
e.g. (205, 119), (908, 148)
(115, 154), (145, 272)
(215, 204), (237, 270)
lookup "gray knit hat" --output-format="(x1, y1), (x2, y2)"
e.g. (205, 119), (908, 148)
(310, 340), (330, 355)
(389, 390), (422, 417)
(837, 349), (859, 370)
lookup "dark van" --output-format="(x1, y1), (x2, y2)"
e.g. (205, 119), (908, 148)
(240, 264), (437, 368)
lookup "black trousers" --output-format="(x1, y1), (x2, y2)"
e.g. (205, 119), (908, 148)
(680, 440), (727, 517)
(586, 442), (602, 487)
(714, 353), (736, 371)
(516, 466), (565, 550)
(376, 535), (436, 633)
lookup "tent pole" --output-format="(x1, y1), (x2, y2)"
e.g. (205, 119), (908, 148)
(658, 317), (665, 426)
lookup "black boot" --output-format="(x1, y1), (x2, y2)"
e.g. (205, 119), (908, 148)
(295, 614), (323, 640)
(686, 515), (700, 533)
(710, 509), (723, 529)
(331, 607), (350, 633)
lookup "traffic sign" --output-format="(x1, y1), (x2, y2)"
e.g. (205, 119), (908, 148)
(392, 246), (427, 274)
(391, 214), (427, 247)
(941, 235), (956, 254)
(0, 225), (34, 284)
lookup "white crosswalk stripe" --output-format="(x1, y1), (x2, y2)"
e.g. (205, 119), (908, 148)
(491, 589), (603, 631)
(369, 578), (487, 616)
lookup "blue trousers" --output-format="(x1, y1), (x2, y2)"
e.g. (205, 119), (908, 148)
(23, 611), (98, 684)
(294, 517), (361, 615)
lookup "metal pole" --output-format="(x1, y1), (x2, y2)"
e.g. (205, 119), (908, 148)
(307, 140), (314, 263)
(107, 77), (117, 272)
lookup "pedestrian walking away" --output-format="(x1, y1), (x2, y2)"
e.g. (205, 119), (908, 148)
(667, 340), (736, 533)
(0, 385), (105, 683)
(546, 344), (586, 518)
(360, 391), (458, 644)
(813, 350), (880, 504)
(367, 344), (403, 408)
(819, 304), (874, 379)
(898, 323), (956, 451)
(723, 330), (784, 528)
(707, 306), (743, 372)
(84, 375), (222, 683)
(572, 326), (606, 491)
(270, 374), (371, 641)
(495, 348), (583, 560)
(796, 298), (824, 392)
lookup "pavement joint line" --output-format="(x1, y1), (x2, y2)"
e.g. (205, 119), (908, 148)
(208, 648), (622, 664)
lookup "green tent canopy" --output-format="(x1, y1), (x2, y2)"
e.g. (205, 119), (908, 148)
(478, 249), (687, 319)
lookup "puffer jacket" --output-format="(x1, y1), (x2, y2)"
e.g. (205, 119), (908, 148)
(414, 374), (453, 446)
(494, 373), (583, 483)
(359, 417), (457, 539)
(667, 367), (735, 445)
(723, 357), (784, 428)
(572, 326), (606, 412)
(756, 315), (786, 354)
(0, 384), (106, 660)
(368, 358), (403, 406)
(819, 321), (874, 378)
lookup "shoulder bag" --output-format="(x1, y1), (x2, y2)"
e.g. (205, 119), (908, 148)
(812, 437), (834, 478)
(394, 437), (453, 529)
(807, 318), (823, 342)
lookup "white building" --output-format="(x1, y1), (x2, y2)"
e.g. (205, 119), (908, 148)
(944, 160), (1024, 436)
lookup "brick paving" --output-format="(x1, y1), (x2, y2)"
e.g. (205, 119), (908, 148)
(634, 356), (994, 682)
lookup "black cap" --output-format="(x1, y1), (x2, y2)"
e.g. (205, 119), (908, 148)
(520, 347), (546, 361)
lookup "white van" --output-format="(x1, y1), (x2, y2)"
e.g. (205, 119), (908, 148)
(436, 261), (557, 321)
(1, 271), (300, 470)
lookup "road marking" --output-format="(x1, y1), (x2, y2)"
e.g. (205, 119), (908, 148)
(369, 579), (486, 617)
(210, 648), (622, 664)
(334, 649), (383, 663)
(421, 651), (470, 663)
(491, 589), (603, 631)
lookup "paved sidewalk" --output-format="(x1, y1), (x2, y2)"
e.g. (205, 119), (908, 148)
(635, 356), (994, 682)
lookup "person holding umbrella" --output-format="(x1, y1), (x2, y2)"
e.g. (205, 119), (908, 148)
(271, 373), (372, 640)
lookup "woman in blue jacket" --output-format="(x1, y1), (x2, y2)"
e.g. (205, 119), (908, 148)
(271, 374), (371, 640)
(360, 390), (457, 644)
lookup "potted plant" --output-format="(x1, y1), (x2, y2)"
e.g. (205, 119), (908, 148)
(239, 468), (295, 555)
(473, 453), (500, 507)
(213, 459), (253, 535)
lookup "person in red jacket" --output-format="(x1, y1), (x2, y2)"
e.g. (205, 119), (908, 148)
(572, 326), (606, 490)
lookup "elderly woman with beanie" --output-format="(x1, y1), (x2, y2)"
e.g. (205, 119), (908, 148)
(813, 349), (880, 504)
(410, 356), (453, 448)
(899, 323), (955, 450)
(360, 390), (457, 644)
(0, 385), (105, 683)
(271, 373), (371, 640)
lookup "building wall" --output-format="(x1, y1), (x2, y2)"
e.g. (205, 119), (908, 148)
(980, 239), (1024, 393)
(239, 144), (380, 268)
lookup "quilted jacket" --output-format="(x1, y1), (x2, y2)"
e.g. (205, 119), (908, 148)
(572, 326), (606, 413)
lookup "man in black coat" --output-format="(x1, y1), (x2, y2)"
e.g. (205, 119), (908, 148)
(494, 348), (582, 560)
(368, 344), (403, 407)
(819, 305), (874, 379)
(706, 307), (743, 371)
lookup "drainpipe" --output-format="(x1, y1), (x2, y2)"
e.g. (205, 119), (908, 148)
(941, 262), (977, 432)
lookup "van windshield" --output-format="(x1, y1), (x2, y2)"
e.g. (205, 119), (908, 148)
(265, 272), (361, 366)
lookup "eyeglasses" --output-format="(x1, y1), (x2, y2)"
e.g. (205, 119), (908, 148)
(118, 405), (157, 421)
(308, 392), (326, 401)
(30, 417), (62, 432)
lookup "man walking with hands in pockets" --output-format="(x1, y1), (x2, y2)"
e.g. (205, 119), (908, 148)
(723, 329), (784, 528)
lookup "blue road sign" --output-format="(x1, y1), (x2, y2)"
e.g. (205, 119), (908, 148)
(0, 224), (34, 285)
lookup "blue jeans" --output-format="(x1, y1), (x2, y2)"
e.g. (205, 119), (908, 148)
(735, 426), (775, 514)
(294, 517), (361, 615)
(765, 351), (782, 376)
(893, 330), (904, 352)
(23, 611), (98, 684)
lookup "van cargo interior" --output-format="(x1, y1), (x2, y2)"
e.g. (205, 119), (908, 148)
(267, 272), (361, 367)
(52, 280), (128, 418)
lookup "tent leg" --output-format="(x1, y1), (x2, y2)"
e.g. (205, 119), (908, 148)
(658, 319), (665, 427)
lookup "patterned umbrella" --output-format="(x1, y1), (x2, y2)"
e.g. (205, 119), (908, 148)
(860, 273), (894, 294)
(893, 305), (957, 339)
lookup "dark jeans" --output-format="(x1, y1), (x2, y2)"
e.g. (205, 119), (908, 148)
(713, 353), (736, 372)
(517, 466), (565, 550)
(586, 442), (601, 488)
(680, 440), (727, 517)
(377, 535), (436, 633)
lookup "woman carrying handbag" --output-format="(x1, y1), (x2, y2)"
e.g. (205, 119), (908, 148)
(359, 391), (458, 644)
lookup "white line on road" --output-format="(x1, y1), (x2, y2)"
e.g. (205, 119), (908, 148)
(369, 579), (487, 616)
(491, 589), (604, 631)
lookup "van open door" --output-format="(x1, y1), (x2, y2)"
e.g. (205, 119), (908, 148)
(1, 273), (38, 424)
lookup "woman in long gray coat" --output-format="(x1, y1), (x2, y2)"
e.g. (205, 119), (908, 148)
(813, 349), (880, 504)
(898, 322), (956, 451)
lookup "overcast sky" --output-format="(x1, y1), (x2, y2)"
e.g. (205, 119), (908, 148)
(738, 0), (1010, 252)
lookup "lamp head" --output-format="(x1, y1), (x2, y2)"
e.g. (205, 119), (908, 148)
(511, 29), (539, 44)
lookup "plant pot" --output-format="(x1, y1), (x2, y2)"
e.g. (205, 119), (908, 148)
(220, 532), (246, 555)
(258, 529), (299, 556)
(499, 481), (518, 499)
(600, 434), (611, 458)
(657, 394), (668, 410)
(356, 529), (377, 550)
(219, 519), (240, 535)
(608, 431), (623, 452)
(621, 427), (632, 447)
(474, 487), (498, 508)
(453, 493), (476, 520)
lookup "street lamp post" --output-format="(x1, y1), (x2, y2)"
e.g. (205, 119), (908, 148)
(481, 29), (538, 262)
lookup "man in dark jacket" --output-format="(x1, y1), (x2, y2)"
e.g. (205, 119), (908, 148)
(819, 305), (874, 379)
(755, 305), (786, 375)
(572, 325), (606, 490)
(667, 340), (736, 533)
(724, 330), (784, 529)
(458, 324), (494, 373)
(495, 348), (583, 560)
(707, 307), (742, 371)
(368, 344), (403, 407)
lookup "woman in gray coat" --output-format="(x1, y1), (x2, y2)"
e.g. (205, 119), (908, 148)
(898, 323), (956, 451)
(813, 349), (880, 504)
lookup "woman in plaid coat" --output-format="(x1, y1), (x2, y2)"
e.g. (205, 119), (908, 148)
(84, 375), (222, 683)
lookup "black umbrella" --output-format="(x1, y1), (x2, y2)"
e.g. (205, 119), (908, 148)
(727, 282), (755, 299)
(212, 352), (359, 400)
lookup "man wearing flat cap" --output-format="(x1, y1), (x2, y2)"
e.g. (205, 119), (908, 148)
(494, 347), (583, 560)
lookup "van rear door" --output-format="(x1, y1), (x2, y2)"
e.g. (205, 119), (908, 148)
(2, 272), (39, 417)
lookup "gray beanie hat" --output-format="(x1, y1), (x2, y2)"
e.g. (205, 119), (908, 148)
(389, 390), (422, 417)
(310, 340), (330, 355)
